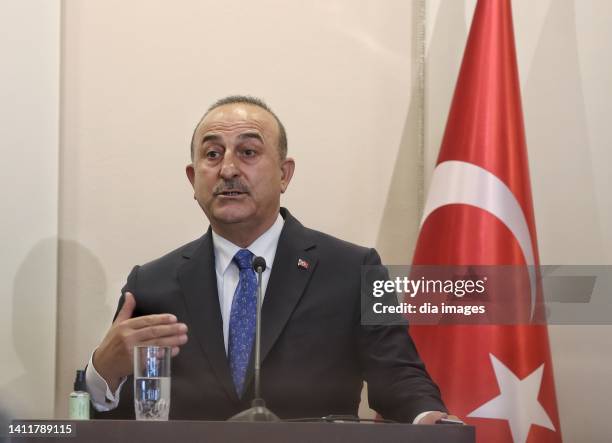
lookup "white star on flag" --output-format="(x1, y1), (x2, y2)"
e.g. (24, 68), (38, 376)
(468, 353), (555, 443)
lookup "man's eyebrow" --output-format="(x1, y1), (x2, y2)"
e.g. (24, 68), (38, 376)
(238, 132), (264, 143)
(200, 132), (264, 145)
(201, 134), (222, 145)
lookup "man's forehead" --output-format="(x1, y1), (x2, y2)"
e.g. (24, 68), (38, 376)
(199, 103), (277, 134)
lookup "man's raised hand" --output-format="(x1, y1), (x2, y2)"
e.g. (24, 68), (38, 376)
(92, 292), (188, 391)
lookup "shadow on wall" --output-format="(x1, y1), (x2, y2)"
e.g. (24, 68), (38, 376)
(522, 0), (604, 263)
(0, 237), (59, 424)
(54, 239), (112, 417)
(0, 238), (110, 423)
(523, 0), (607, 441)
(375, 0), (468, 264)
(374, 79), (422, 264)
(423, 0), (468, 185)
(0, 401), (9, 439)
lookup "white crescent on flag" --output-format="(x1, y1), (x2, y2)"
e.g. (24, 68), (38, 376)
(421, 160), (537, 317)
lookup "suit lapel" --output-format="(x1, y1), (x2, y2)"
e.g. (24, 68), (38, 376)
(243, 209), (318, 392)
(177, 230), (239, 404)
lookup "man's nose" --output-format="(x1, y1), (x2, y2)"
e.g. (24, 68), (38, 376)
(219, 150), (240, 179)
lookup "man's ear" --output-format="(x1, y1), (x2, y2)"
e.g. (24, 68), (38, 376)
(280, 157), (295, 193)
(186, 163), (196, 188)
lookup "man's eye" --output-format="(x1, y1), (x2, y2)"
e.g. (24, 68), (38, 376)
(243, 149), (256, 157)
(206, 150), (221, 159)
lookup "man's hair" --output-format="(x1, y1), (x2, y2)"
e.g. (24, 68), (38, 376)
(190, 95), (288, 160)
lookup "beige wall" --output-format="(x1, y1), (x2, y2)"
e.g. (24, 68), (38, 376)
(426, 1), (612, 441)
(56, 0), (421, 419)
(0, 0), (60, 424)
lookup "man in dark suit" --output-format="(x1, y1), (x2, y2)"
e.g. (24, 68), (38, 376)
(86, 96), (448, 423)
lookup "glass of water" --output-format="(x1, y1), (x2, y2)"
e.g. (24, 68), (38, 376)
(133, 345), (171, 420)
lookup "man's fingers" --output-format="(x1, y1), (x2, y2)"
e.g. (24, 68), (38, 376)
(171, 346), (180, 357)
(417, 411), (447, 425)
(114, 292), (136, 324)
(132, 323), (188, 342)
(125, 313), (178, 330)
(140, 334), (188, 348)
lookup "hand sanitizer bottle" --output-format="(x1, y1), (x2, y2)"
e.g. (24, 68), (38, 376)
(69, 370), (90, 420)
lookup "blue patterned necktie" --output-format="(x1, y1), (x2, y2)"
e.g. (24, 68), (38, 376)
(228, 249), (257, 396)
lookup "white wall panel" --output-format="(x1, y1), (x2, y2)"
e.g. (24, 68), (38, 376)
(0, 0), (60, 424)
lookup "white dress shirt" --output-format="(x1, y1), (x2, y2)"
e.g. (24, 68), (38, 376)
(86, 214), (284, 411)
(212, 214), (283, 352)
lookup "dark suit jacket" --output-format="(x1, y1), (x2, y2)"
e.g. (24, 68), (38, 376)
(93, 208), (445, 422)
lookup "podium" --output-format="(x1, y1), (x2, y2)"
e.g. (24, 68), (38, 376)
(9, 420), (474, 443)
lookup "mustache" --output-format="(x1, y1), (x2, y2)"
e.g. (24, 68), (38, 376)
(213, 179), (249, 194)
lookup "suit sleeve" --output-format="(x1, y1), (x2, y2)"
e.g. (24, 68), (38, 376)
(358, 248), (447, 422)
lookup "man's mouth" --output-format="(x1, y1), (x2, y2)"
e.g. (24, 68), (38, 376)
(216, 190), (247, 197)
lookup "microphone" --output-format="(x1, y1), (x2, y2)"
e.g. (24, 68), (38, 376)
(251, 256), (266, 400)
(252, 256), (266, 274)
(228, 256), (279, 422)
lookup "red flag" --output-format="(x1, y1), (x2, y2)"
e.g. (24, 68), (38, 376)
(410, 1), (562, 442)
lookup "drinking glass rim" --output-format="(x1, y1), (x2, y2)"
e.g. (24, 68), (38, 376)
(134, 345), (172, 350)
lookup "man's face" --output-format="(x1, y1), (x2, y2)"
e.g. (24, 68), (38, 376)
(187, 103), (294, 235)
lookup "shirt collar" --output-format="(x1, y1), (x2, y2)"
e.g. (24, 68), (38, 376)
(212, 213), (284, 275)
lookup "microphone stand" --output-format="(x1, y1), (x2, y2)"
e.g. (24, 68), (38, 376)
(228, 257), (280, 422)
